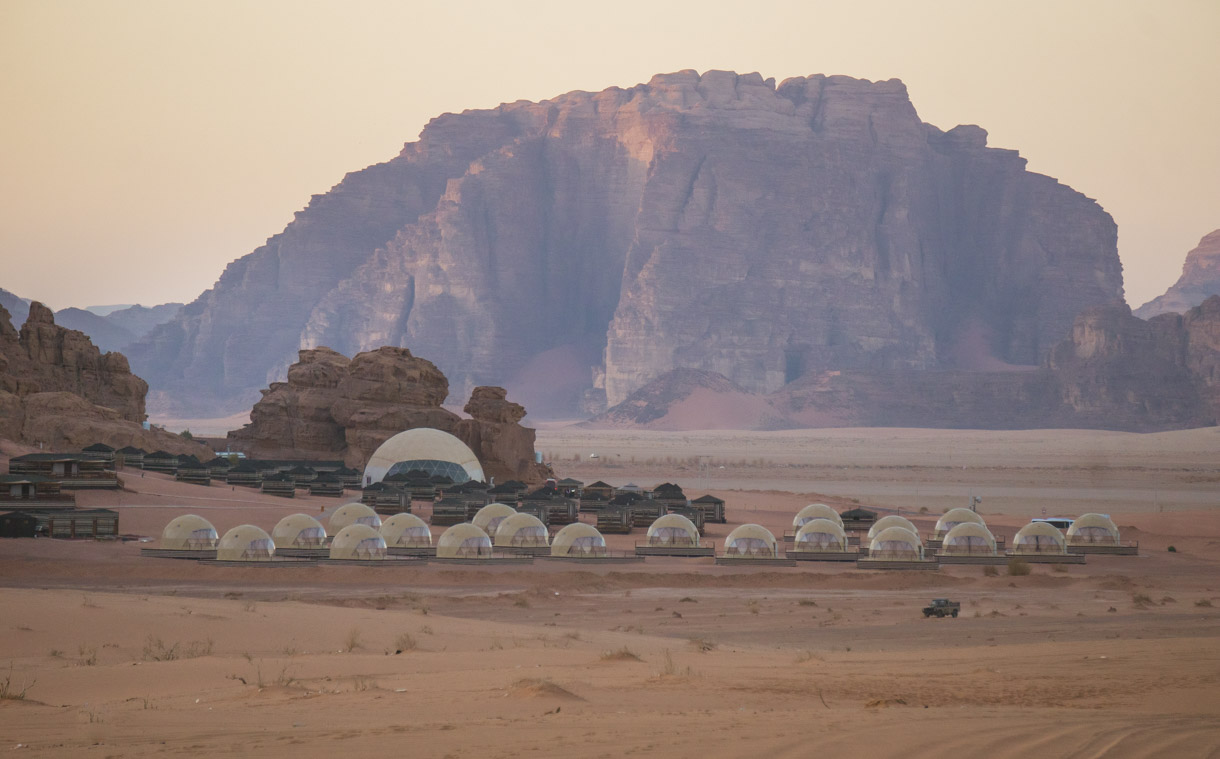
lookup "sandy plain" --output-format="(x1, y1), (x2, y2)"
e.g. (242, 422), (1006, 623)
(1, 426), (1219, 757)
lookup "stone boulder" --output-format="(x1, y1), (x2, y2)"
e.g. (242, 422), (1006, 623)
(228, 346), (550, 484)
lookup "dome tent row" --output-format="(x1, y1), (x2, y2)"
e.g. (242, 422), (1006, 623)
(939, 522), (997, 556)
(363, 428), (485, 486)
(1066, 513), (1120, 545)
(552, 522), (607, 557)
(793, 518), (848, 553)
(867, 526), (923, 561)
(330, 524), (387, 560)
(1010, 521), (1067, 555)
(272, 513), (327, 549)
(934, 508), (986, 538)
(329, 502), (382, 533)
(217, 525), (275, 562)
(472, 502), (516, 536)
(723, 524), (778, 558)
(646, 513), (700, 547)
(868, 515), (918, 540)
(494, 512), (549, 548)
(380, 513), (432, 548)
(793, 503), (842, 529)
(437, 523), (493, 559)
(160, 514), (219, 550)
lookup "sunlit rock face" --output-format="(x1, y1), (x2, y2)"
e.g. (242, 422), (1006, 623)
(1135, 230), (1220, 319)
(130, 70), (1122, 418)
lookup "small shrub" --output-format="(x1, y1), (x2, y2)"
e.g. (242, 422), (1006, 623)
(394, 632), (417, 652)
(344, 628), (363, 652)
(982, 565), (999, 577)
(600, 647), (642, 662)
(0, 663), (34, 700)
(688, 637), (715, 653)
(679, 597), (697, 603)
(77, 645), (97, 666)
(1167, 545), (1177, 552)
(918, 506), (929, 514)
(798, 600), (818, 607)
(1007, 559), (1031, 576)
(1195, 599), (1213, 608)
(1052, 564), (1069, 573)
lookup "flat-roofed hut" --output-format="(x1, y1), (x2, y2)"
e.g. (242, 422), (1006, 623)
(380, 513), (432, 548)
(493, 512), (549, 548)
(216, 524), (275, 561)
(793, 518), (848, 552)
(840, 507), (877, 531)
(329, 524), (387, 560)
(939, 522), (997, 555)
(722, 524), (779, 558)
(436, 523), (492, 559)
(690, 494), (726, 523)
(0, 474), (72, 508)
(794, 503), (842, 529)
(1010, 522), (1068, 555)
(933, 508), (986, 539)
(551, 522), (607, 558)
(1066, 513), (1120, 545)
(81, 443), (115, 465)
(272, 513), (327, 549)
(259, 472), (296, 497)
(115, 446), (145, 469)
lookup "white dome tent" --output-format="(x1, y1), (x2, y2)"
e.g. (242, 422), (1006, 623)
(363, 428), (484, 486)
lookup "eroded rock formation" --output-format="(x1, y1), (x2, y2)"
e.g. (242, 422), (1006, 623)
(1135, 229), (1220, 319)
(227, 346), (550, 484)
(0, 303), (209, 454)
(130, 69), (1122, 419)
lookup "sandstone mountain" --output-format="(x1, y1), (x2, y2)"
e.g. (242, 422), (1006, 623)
(1135, 229), (1220, 319)
(0, 302), (209, 455)
(591, 296), (1220, 432)
(129, 69), (1122, 419)
(227, 346), (551, 484)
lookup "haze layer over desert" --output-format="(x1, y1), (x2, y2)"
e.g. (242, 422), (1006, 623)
(2, 427), (1218, 758)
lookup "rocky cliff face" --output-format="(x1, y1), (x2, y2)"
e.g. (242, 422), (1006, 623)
(131, 70), (1123, 418)
(0, 303), (208, 455)
(227, 346), (550, 484)
(1135, 230), (1220, 319)
(593, 296), (1220, 432)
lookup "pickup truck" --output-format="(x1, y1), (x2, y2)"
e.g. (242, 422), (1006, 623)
(922, 598), (960, 618)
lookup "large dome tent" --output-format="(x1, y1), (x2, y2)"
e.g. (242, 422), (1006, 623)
(329, 524), (387, 560)
(216, 525), (275, 562)
(793, 503), (842, 529)
(363, 428), (484, 486)
(329, 502), (382, 534)
(272, 513), (327, 549)
(160, 515), (218, 550)
(380, 513), (432, 548)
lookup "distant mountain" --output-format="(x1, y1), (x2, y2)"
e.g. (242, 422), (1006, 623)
(128, 69), (1122, 418)
(84, 304), (136, 317)
(0, 288), (181, 355)
(1135, 229), (1220, 319)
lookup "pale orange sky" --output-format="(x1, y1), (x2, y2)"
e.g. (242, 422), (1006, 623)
(1, 0), (1217, 310)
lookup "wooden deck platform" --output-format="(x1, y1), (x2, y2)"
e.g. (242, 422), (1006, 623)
(786, 551), (859, 562)
(713, 557), (797, 567)
(855, 559), (940, 570)
(634, 545), (715, 558)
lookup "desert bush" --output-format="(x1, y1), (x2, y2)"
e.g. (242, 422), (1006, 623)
(1195, 599), (1213, 608)
(600, 647), (642, 662)
(0, 663), (34, 700)
(344, 628), (363, 652)
(982, 565), (999, 577)
(1006, 559), (1031, 576)
(394, 632), (417, 652)
(77, 644), (97, 666)
(1167, 545), (1177, 552)
(143, 636), (212, 661)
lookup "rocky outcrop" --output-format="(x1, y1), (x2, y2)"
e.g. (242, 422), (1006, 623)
(1135, 230), (1220, 318)
(130, 69), (1122, 419)
(227, 346), (550, 484)
(0, 303), (209, 455)
(592, 297), (1220, 431)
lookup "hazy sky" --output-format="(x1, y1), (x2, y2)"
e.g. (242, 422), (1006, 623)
(2, 0), (1217, 310)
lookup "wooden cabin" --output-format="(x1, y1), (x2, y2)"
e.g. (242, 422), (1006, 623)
(259, 473), (296, 498)
(487, 482), (521, 505)
(8, 453), (118, 489)
(361, 482), (410, 514)
(308, 472), (344, 497)
(285, 464), (317, 486)
(667, 505), (707, 535)
(520, 487), (578, 525)
(175, 456), (211, 486)
(206, 457), (232, 479)
(690, 495), (726, 524)
(840, 507), (878, 532)
(652, 483), (688, 512)
(630, 497), (666, 527)
(334, 466), (362, 490)
(596, 505), (633, 535)
(515, 501), (550, 526)
(0, 475), (75, 509)
(225, 461), (262, 488)
(142, 451), (180, 474)
(39, 509), (120, 539)
(430, 497), (469, 526)
(555, 477), (584, 498)
(115, 446), (146, 469)
(0, 511), (41, 538)
(81, 443), (116, 466)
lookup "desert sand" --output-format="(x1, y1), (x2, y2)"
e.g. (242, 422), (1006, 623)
(2, 427), (1219, 757)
